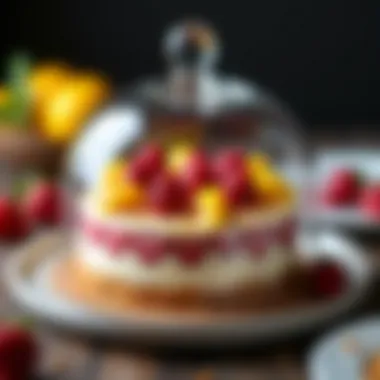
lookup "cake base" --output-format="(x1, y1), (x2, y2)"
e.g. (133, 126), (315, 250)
(53, 256), (318, 319)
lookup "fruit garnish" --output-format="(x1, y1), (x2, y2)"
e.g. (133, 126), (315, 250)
(0, 323), (38, 379)
(212, 148), (246, 181)
(28, 62), (71, 111)
(39, 72), (110, 144)
(222, 170), (254, 207)
(167, 144), (194, 173)
(360, 184), (380, 220)
(98, 181), (144, 214)
(246, 152), (272, 174)
(309, 260), (347, 299)
(101, 159), (126, 188)
(148, 172), (188, 214)
(23, 181), (61, 225)
(95, 145), (293, 216)
(195, 186), (229, 228)
(129, 144), (164, 185)
(253, 169), (292, 205)
(0, 196), (28, 241)
(180, 150), (211, 191)
(322, 168), (360, 207)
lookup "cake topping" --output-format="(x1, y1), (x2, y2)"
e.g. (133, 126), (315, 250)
(168, 144), (193, 173)
(93, 143), (293, 220)
(101, 159), (125, 189)
(248, 157), (291, 205)
(247, 152), (272, 173)
(212, 148), (246, 181)
(99, 161), (144, 213)
(128, 143), (164, 185)
(98, 181), (144, 214)
(180, 150), (212, 191)
(194, 186), (228, 228)
(148, 172), (189, 214)
(221, 169), (255, 207)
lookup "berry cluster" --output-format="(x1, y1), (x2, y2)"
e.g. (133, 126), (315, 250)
(322, 168), (380, 220)
(96, 143), (292, 226)
(0, 180), (61, 242)
(0, 323), (38, 379)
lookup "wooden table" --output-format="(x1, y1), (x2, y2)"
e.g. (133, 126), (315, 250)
(3, 130), (380, 379)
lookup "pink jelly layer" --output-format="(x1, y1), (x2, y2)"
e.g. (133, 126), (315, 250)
(78, 214), (297, 265)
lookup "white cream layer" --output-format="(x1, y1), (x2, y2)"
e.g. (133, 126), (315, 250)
(81, 195), (295, 236)
(77, 237), (294, 292)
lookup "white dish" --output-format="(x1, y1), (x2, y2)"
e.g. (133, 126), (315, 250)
(5, 231), (372, 346)
(308, 317), (380, 380)
(310, 148), (380, 230)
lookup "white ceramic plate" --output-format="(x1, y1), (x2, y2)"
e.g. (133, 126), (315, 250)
(5, 232), (372, 346)
(310, 148), (380, 230)
(308, 317), (380, 380)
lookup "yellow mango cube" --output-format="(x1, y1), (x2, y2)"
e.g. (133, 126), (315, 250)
(195, 186), (229, 228)
(100, 160), (126, 189)
(254, 170), (293, 205)
(246, 153), (272, 177)
(98, 181), (144, 214)
(167, 144), (194, 173)
(39, 73), (110, 144)
(96, 160), (144, 214)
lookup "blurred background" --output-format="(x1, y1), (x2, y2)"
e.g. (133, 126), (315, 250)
(2, 0), (380, 126)
(0, 2), (379, 379)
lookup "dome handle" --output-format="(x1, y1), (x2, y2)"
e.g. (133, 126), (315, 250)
(162, 19), (220, 70)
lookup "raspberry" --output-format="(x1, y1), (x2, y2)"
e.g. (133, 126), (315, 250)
(181, 150), (211, 191)
(310, 260), (347, 299)
(148, 173), (189, 214)
(128, 144), (164, 185)
(213, 148), (246, 181)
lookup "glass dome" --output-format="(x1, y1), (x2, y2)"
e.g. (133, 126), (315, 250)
(61, 20), (307, 313)
(69, 20), (303, 192)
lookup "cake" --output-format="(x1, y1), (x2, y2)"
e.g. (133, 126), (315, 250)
(56, 143), (312, 315)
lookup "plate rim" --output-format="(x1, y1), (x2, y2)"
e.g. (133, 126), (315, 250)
(4, 231), (374, 345)
(311, 148), (380, 230)
(307, 315), (380, 380)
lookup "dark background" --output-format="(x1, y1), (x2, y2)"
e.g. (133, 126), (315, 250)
(2, 0), (380, 126)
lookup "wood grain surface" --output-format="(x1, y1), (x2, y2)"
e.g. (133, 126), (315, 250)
(3, 129), (380, 380)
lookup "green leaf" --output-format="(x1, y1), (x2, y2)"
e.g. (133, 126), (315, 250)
(7, 52), (32, 89)
(0, 52), (33, 126)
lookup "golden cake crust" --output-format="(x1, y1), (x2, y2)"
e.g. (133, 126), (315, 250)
(53, 255), (316, 321)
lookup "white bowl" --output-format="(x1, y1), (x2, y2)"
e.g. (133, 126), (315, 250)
(308, 317), (380, 380)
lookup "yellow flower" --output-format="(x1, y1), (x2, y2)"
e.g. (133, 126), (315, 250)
(194, 186), (229, 228)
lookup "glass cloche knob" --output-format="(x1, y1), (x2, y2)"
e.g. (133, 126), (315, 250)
(163, 19), (220, 69)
